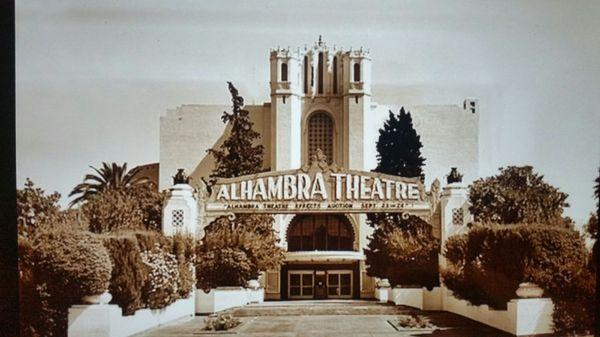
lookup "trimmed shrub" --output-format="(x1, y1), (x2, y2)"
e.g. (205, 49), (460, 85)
(365, 215), (440, 288)
(196, 248), (254, 291)
(171, 233), (196, 297)
(32, 228), (113, 301)
(203, 313), (241, 331)
(103, 234), (148, 315)
(442, 224), (594, 334)
(196, 215), (283, 290)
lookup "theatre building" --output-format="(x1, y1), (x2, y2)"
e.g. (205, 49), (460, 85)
(159, 39), (480, 300)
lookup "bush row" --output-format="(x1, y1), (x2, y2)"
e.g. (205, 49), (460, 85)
(442, 224), (595, 335)
(19, 226), (195, 337)
(102, 230), (196, 313)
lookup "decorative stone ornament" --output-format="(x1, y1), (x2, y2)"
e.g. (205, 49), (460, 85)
(81, 291), (112, 305)
(377, 278), (391, 288)
(446, 167), (463, 184)
(173, 168), (190, 185)
(245, 279), (260, 290)
(515, 282), (544, 298)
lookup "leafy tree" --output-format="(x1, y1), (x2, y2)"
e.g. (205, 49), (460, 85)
(197, 215), (284, 290)
(81, 185), (165, 233)
(468, 166), (570, 226)
(198, 82), (283, 288)
(17, 179), (63, 237)
(17, 179), (87, 237)
(69, 162), (151, 206)
(586, 213), (598, 241)
(207, 82), (265, 180)
(593, 167), (600, 337)
(364, 215), (439, 288)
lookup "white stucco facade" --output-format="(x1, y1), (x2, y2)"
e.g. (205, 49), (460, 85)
(159, 39), (480, 300)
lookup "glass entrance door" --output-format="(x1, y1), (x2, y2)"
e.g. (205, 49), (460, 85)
(327, 270), (352, 298)
(288, 271), (314, 299)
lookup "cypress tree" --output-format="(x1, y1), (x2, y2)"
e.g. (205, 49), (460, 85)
(364, 107), (438, 288)
(207, 82), (264, 179)
(374, 107), (425, 178)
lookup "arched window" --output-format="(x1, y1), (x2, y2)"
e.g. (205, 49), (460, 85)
(317, 52), (324, 94)
(287, 214), (354, 251)
(332, 56), (338, 94)
(281, 62), (288, 82)
(308, 112), (334, 164)
(303, 56), (308, 94)
(353, 62), (361, 82)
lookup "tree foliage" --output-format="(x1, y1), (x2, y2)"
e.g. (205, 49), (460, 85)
(207, 82), (265, 179)
(374, 108), (425, 178)
(196, 215), (284, 290)
(468, 166), (570, 226)
(69, 162), (151, 206)
(364, 108), (435, 287)
(198, 82), (283, 289)
(17, 179), (88, 237)
(81, 185), (165, 233)
(364, 215), (439, 288)
(442, 224), (594, 335)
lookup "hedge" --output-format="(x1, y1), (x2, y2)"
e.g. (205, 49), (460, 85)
(442, 224), (595, 335)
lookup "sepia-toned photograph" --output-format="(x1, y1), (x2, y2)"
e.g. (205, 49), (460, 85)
(12, 1), (600, 336)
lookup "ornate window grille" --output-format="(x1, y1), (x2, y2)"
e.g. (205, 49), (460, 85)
(452, 208), (464, 226)
(308, 112), (334, 164)
(172, 209), (184, 228)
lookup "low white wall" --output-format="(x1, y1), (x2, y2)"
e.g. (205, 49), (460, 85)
(195, 287), (250, 314)
(423, 287), (443, 310)
(68, 296), (195, 337)
(391, 288), (424, 309)
(390, 287), (553, 336)
(442, 288), (554, 335)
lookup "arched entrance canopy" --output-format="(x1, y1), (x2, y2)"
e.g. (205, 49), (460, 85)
(199, 150), (437, 218)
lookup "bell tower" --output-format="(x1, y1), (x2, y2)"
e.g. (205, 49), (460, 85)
(342, 47), (371, 170)
(269, 47), (302, 170)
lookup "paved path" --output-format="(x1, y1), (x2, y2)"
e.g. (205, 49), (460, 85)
(135, 300), (514, 337)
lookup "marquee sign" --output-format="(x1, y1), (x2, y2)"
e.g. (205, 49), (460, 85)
(201, 151), (435, 215)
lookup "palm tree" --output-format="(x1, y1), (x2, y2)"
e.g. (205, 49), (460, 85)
(69, 162), (150, 206)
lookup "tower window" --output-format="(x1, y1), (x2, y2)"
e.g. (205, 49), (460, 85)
(303, 56), (308, 94)
(318, 52), (324, 94)
(332, 56), (338, 94)
(308, 111), (334, 164)
(353, 62), (361, 82)
(281, 62), (288, 82)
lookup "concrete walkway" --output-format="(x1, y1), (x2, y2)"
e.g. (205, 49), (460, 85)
(134, 300), (514, 337)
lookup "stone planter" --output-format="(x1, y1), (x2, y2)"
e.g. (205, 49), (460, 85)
(515, 282), (544, 298)
(195, 287), (249, 314)
(246, 279), (260, 290)
(375, 279), (391, 303)
(245, 280), (264, 304)
(81, 291), (112, 305)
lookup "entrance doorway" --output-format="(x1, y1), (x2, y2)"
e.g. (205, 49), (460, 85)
(327, 270), (352, 298)
(288, 271), (314, 299)
(286, 269), (355, 300)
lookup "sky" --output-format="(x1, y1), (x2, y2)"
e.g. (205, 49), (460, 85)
(16, 0), (600, 225)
